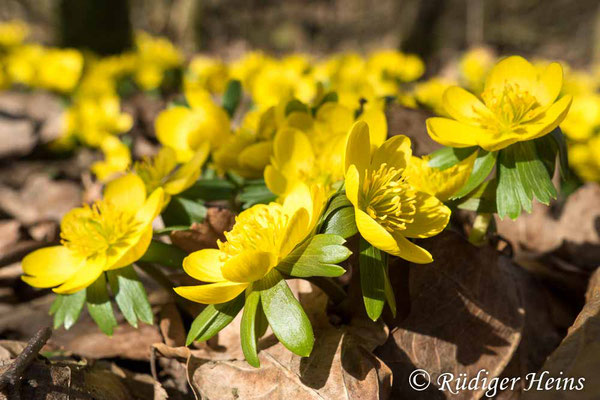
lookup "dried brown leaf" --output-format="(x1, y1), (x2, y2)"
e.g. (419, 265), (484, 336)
(170, 207), (235, 252)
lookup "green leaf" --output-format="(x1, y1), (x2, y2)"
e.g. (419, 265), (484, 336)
(319, 194), (358, 238)
(51, 290), (86, 330)
(180, 179), (237, 202)
(222, 79), (242, 117)
(161, 197), (207, 227)
(277, 234), (350, 277)
(238, 180), (277, 209)
(285, 99), (309, 116)
(496, 148), (530, 219)
(186, 294), (245, 345)
(550, 127), (569, 180)
(240, 288), (261, 367)
(533, 134), (558, 177)
(456, 179), (497, 213)
(513, 141), (557, 205)
(86, 274), (117, 335)
(139, 240), (187, 269)
(107, 266), (153, 328)
(451, 150), (497, 199)
(257, 270), (314, 357)
(383, 262), (396, 318)
(277, 234), (349, 278)
(428, 146), (478, 170)
(359, 238), (386, 321)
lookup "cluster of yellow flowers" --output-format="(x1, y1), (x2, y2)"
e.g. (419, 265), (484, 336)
(10, 17), (582, 365)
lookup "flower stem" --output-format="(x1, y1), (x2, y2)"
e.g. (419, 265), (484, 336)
(468, 213), (492, 246)
(139, 240), (187, 269)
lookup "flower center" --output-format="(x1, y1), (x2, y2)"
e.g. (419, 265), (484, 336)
(360, 163), (417, 232)
(218, 203), (289, 259)
(61, 201), (141, 259)
(477, 83), (542, 132)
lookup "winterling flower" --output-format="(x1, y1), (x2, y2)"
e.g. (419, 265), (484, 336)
(427, 56), (572, 152)
(345, 121), (451, 263)
(91, 136), (132, 182)
(155, 88), (230, 162)
(21, 174), (163, 294)
(174, 183), (325, 304)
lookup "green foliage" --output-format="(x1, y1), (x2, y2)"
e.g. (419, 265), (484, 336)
(238, 180), (277, 209)
(277, 234), (350, 278)
(222, 79), (242, 117)
(186, 294), (245, 345)
(319, 193), (358, 238)
(451, 150), (497, 199)
(181, 179), (237, 202)
(86, 274), (117, 335)
(358, 238), (388, 321)
(240, 288), (262, 367)
(139, 240), (187, 269)
(161, 196), (207, 227)
(107, 266), (153, 328)
(50, 290), (86, 330)
(428, 146), (478, 170)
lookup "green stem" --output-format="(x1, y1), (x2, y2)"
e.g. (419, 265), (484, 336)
(139, 240), (187, 269)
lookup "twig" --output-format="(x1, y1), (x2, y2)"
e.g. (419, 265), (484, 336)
(0, 327), (52, 398)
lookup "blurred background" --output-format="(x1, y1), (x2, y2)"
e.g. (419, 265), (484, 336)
(1, 0), (600, 68)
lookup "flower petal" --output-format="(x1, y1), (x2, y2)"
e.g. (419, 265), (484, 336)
(264, 165), (289, 196)
(426, 117), (483, 148)
(442, 86), (490, 124)
(53, 255), (105, 294)
(21, 246), (84, 289)
(183, 249), (226, 282)
(357, 107), (387, 147)
(174, 281), (249, 304)
(279, 207), (310, 257)
(109, 226), (153, 270)
(104, 173), (147, 213)
(370, 134), (412, 172)
(536, 62), (563, 106)
(345, 164), (360, 206)
(484, 56), (537, 95)
(388, 233), (433, 264)
(221, 250), (276, 283)
(344, 121), (371, 175)
(135, 188), (165, 225)
(155, 106), (196, 162)
(355, 208), (400, 254)
(402, 191), (451, 238)
(164, 143), (209, 195)
(238, 141), (273, 171)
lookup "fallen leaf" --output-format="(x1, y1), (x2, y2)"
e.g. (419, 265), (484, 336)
(159, 303), (186, 347)
(375, 231), (525, 400)
(170, 207), (235, 252)
(0, 118), (36, 158)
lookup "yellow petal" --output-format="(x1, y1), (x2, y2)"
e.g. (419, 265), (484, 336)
(426, 117), (482, 148)
(104, 173), (147, 213)
(402, 191), (451, 238)
(108, 226), (153, 270)
(370, 135), (412, 172)
(345, 164), (360, 206)
(238, 141), (273, 171)
(221, 250), (276, 283)
(344, 121), (371, 174)
(21, 246), (84, 289)
(155, 106), (196, 162)
(442, 86), (490, 124)
(53, 255), (105, 294)
(279, 207), (310, 257)
(484, 56), (537, 95)
(185, 87), (213, 109)
(135, 188), (165, 225)
(264, 165), (288, 196)
(183, 249), (226, 282)
(355, 208), (400, 254)
(357, 107), (387, 147)
(282, 182), (313, 219)
(520, 95), (572, 141)
(164, 143), (209, 195)
(273, 128), (315, 173)
(536, 62), (563, 106)
(174, 281), (249, 304)
(388, 233), (433, 264)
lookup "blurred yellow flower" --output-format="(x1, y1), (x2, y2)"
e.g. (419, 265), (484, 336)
(155, 88), (230, 162)
(459, 47), (495, 94)
(134, 31), (182, 91)
(560, 94), (600, 142)
(427, 56), (572, 151)
(345, 121), (450, 263)
(91, 136), (132, 182)
(22, 174), (163, 294)
(37, 48), (84, 93)
(404, 152), (477, 202)
(0, 19), (28, 47)
(185, 56), (229, 95)
(413, 77), (456, 116)
(174, 183), (325, 304)
(569, 136), (600, 183)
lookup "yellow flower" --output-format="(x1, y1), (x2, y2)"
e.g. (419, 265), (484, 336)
(404, 152), (477, 202)
(155, 89), (230, 162)
(459, 47), (495, 94)
(0, 19), (28, 47)
(367, 50), (425, 85)
(174, 183), (324, 304)
(134, 31), (182, 91)
(413, 77), (456, 116)
(344, 121), (450, 263)
(427, 56), (572, 152)
(264, 102), (387, 197)
(185, 56), (229, 95)
(569, 136), (600, 182)
(560, 94), (600, 142)
(134, 144), (209, 204)
(21, 174), (163, 294)
(5, 44), (44, 86)
(91, 136), (132, 182)
(36, 48), (84, 93)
